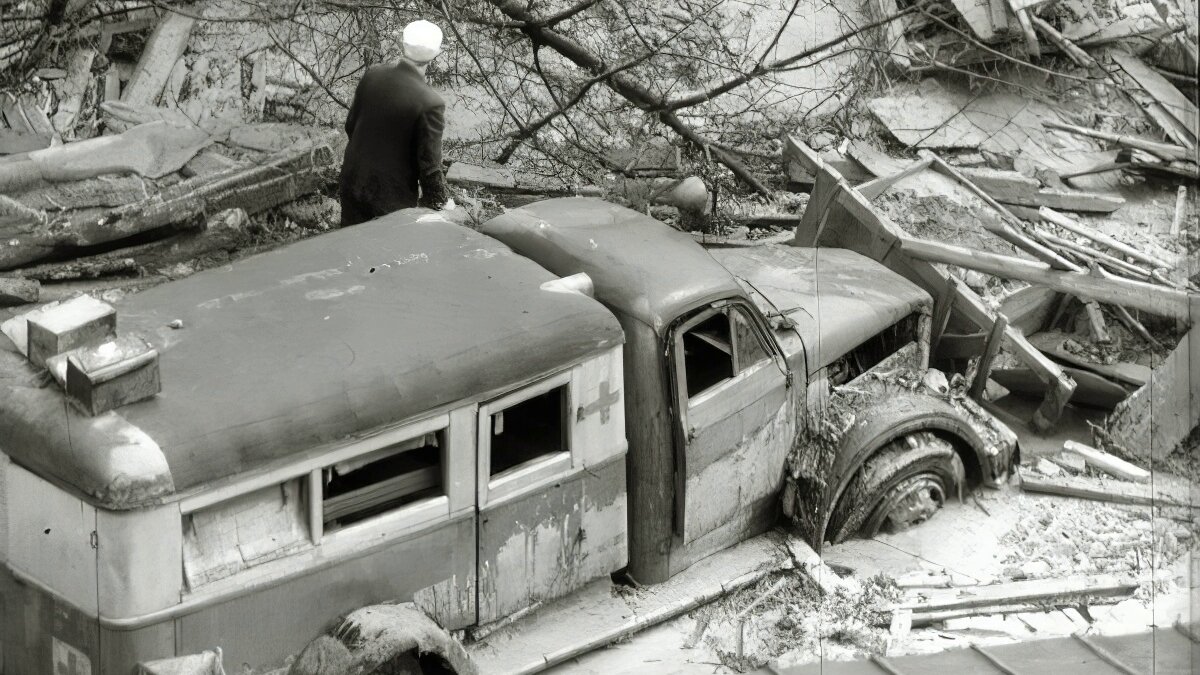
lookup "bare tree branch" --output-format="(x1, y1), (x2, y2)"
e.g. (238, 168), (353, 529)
(662, 1), (924, 111)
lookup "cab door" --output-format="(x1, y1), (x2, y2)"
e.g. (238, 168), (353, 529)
(670, 301), (790, 545)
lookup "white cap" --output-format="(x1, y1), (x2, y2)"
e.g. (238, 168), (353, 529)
(402, 20), (443, 64)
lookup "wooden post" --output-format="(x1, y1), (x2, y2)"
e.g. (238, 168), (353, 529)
(122, 10), (196, 106)
(930, 276), (959, 355)
(1172, 186), (1187, 236)
(969, 314), (1007, 401)
(1083, 302), (1111, 343)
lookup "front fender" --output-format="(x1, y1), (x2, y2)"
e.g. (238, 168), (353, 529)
(793, 385), (1017, 549)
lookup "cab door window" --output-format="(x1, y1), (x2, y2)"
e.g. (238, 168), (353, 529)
(678, 305), (774, 402)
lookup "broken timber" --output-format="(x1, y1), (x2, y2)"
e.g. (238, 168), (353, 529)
(898, 237), (1193, 321)
(122, 10), (196, 106)
(788, 135), (1076, 430)
(885, 574), (1138, 625)
(1062, 440), (1150, 483)
(918, 150), (1079, 270)
(1020, 469), (1198, 509)
(0, 145), (335, 271)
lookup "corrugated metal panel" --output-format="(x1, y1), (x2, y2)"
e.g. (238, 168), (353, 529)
(766, 626), (1200, 675)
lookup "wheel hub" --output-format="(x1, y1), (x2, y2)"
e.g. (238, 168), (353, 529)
(873, 475), (946, 534)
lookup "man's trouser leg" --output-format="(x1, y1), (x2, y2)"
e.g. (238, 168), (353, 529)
(339, 193), (374, 227)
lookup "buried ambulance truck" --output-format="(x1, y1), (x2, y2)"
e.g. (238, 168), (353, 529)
(0, 199), (1015, 674)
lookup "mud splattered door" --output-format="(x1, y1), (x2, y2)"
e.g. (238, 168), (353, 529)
(474, 355), (629, 625)
(670, 302), (790, 546)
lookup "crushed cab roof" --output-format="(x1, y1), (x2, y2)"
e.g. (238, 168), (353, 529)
(0, 210), (622, 508)
(481, 198), (745, 333)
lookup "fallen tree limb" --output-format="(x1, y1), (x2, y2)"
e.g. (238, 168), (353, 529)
(0, 145), (334, 271)
(483, 0), (772, 195)
(899, 236), (1193, 321)
(18, 208), (252, 281)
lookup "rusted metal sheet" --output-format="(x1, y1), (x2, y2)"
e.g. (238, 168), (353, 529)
(708, 245), (931, 374)
(481, 198), (746, 335)
(765, 625), (1200, 674)
(0, 211), (623, 508)
(477, 456), (626, 624)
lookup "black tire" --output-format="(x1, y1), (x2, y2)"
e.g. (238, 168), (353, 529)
(826, 432), (964, 545)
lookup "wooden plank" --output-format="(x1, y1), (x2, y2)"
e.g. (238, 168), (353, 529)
(969, 314), (1007, 400)
(1031, 15), (1098, 68)
(920, 150), (1081, 270)
(1040, 207), (1173, 270)
(949, 0), (997, 41)
(50, 48), (95, 135)
(1041, 118), (1190, 159)
(938, 332), (988, 359)
(899, 572), (1138, 613)
(998, 188), (1125, 214)
(1019, 468), (1198, 509)
(959, 166), (1126, 213)
(856, 157), (934, 200)
(999, 285), (1060, 334)
(1102, 327), (1197, 461)
(0, 129), (50, 155)
(898, 237), (1193, 321)
(1063, 440), (1149, 482)
(992, 365), (1130, 408)
(1027, 332), (1151, 386)
(1112, 51), (1198, 149)
(1007, 0), (1041, 57)
(1083, 301), (1111, 343)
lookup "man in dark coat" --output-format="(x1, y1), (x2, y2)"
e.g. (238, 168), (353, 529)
(339, 20), (449, 226)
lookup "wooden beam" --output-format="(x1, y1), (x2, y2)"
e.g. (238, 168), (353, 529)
(929, 275), (959, 354)
(937, 332), (988, 360)
(1040, 207), (1174, 270)
(969, 314), (1007, 401)
(998, 285), (1060, 334)
(1042, 119), (1192, 162)
(1019, 469), (1198, 509)
(1007, 0), (1041, 57)
(1083, 301), (1111, 343)
(898, 572), (1137, 615)
(1172, 185), (1187, 236)
(856, 157), (934, 200)
(899, 236), (1193, 321)
(1063, 440), (1149, 483)
(919, 150), (1080, 270)
(792, 163), (1078, 430)
(1031, 15), (1098, 68)
(1112, 52), (1198, 149)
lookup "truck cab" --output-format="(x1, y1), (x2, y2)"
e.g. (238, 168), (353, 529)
(482, 198), (1016, 583)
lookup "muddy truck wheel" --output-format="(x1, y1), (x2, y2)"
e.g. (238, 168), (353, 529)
(826, 432), (965, 544)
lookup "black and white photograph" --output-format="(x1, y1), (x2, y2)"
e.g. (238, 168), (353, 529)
(0, 0), (1197, 672)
